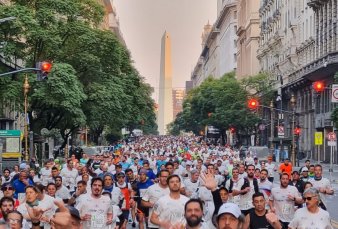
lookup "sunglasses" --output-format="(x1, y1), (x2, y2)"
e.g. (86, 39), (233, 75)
(2, 187), (14, 191)
(303, 196), (316, 201)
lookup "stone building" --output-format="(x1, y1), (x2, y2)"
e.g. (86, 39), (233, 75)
(258, 0), (338, 163)
(236, 0), (260, 79)
(191, 0), (238, 87)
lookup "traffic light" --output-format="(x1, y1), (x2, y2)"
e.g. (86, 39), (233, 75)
(36, 61), (53, 80)
(294, 126), (301, 136)
(313, 81), (325, 93)
(248, 98), (259, 109)
(229, 127), (235, 133)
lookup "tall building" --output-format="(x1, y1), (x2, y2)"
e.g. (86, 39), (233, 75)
(97, 0), (125, 45)
(172, 89), (185, 118)
(236, 0), (260, 79)
(191, 0), (238, 87)
(158, 32), (174, 135)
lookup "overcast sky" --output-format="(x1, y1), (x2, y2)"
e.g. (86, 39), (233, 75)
(114, 0), (217, 101)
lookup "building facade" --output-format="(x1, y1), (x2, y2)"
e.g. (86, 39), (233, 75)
(97, 0), (125, 45)
(236, 0), (261, 79)
(191, 1), (238, 87)
(258, 0), (338, 163)
(172, 89), (185, 118)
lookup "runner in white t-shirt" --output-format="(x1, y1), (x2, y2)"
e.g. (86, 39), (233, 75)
(141, 169), (170, 229)
(150, 174), (189, 229)
(269, 173), (303, 228)
(76, 177), (113, 229)
(289, 187), (333, 229)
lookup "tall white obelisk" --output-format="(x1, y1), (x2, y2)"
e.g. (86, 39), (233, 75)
(158, 31), (174, 135)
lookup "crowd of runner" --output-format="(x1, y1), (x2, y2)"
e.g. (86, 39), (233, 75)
(0, 136), (334, 229)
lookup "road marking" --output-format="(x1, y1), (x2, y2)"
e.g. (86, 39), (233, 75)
(331, 219), (338, 229)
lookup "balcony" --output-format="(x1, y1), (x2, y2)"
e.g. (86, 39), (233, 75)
(307, 0), (329, 10)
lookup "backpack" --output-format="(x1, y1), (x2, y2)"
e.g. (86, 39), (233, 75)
(228, 178), (259, 194)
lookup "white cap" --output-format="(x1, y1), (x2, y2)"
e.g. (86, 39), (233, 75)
(301, 167), (309, 172)
(217, 203), (241, 219)
(186, 161), (192, 166)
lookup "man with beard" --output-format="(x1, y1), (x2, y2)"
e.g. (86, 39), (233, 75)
(243, 192), (282, 229)
(183, 199), (208, 229)
(0, 197), (14, 222)
(269, 173), (303, 228)
(232, 165), (259, 215)
(75, 177), (113, 229)
(258, 169), (272, 208)
(141, 169), (170, 229)
(150, 174), (189, 229)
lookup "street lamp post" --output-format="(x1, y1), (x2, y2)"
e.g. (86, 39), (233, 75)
(23, 75), (30, 162)
(290, 94), (296, 166)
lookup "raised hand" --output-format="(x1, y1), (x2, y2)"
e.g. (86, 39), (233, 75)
(200, 172), (217, 191)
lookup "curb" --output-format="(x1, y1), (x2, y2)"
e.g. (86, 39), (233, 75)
(331, 219), (338, 229)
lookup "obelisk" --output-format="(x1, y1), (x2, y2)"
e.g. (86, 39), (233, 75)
(158, 31), (174, 135)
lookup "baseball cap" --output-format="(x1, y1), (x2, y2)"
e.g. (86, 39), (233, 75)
(56, 206), (81, 221)
(139, 169), (148, 174)
(217, 203), (241, 219)
(301, 167), (309, 172)
(186, 161), (192, 166)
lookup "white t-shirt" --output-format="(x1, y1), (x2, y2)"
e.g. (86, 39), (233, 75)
(183, 179), (200, 198)
(39, 167), (51, 186)
(38, 194), (57, 229)
(60, 167), (78, 191)
(153, 194), (189, 229)
(289, 207), (333, 229)
(237, 178), (256, 210)
(270, 185), (301, 222)
(76, 194), (113, 229)
(55, 185), (71, 200)
(142, 183), (170, 228)
(225, 178), (241, 205)
(310, 177), (333, 207)
(265, 162), (276, 178)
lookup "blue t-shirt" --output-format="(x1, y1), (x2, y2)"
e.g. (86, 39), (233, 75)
(136, 179), (154, 203)
(13, 179), (34, 199)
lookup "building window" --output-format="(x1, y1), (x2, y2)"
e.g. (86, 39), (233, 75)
(234, 11), (237, 19)
(234, 39), (237, 48)
(234, 25), (237, 33)
(234, 53), (237, 62)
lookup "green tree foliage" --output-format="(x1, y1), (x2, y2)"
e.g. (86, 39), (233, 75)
(0, 0), (156, 145)
(170, 72), (260, 139)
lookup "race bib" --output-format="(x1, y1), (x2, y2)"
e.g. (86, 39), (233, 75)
(91, 214), (105, 228)
(282, 203), (292, 215)
(18, 193), (25, 203)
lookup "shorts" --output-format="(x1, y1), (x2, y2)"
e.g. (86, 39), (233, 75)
(118, 210), (130, 223)
(136, 206), (149, 221)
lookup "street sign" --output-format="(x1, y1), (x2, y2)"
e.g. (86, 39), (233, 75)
(332, 84), (338, 103)
(327, 132), (336, 141)
(328, 140), (336, 146)
(277, 125), (284, 138)
(315, 132), (323, 145)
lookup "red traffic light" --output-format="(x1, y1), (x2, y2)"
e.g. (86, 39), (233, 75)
(248, 99), (259, 109)
(229, 127), (235, 133)
(40, 61), (52, 73)
(294, 126), (301, 135)
(313, 81), (324, 93)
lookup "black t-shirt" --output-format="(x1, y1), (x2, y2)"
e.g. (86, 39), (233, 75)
(249, 209), (273, 229)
